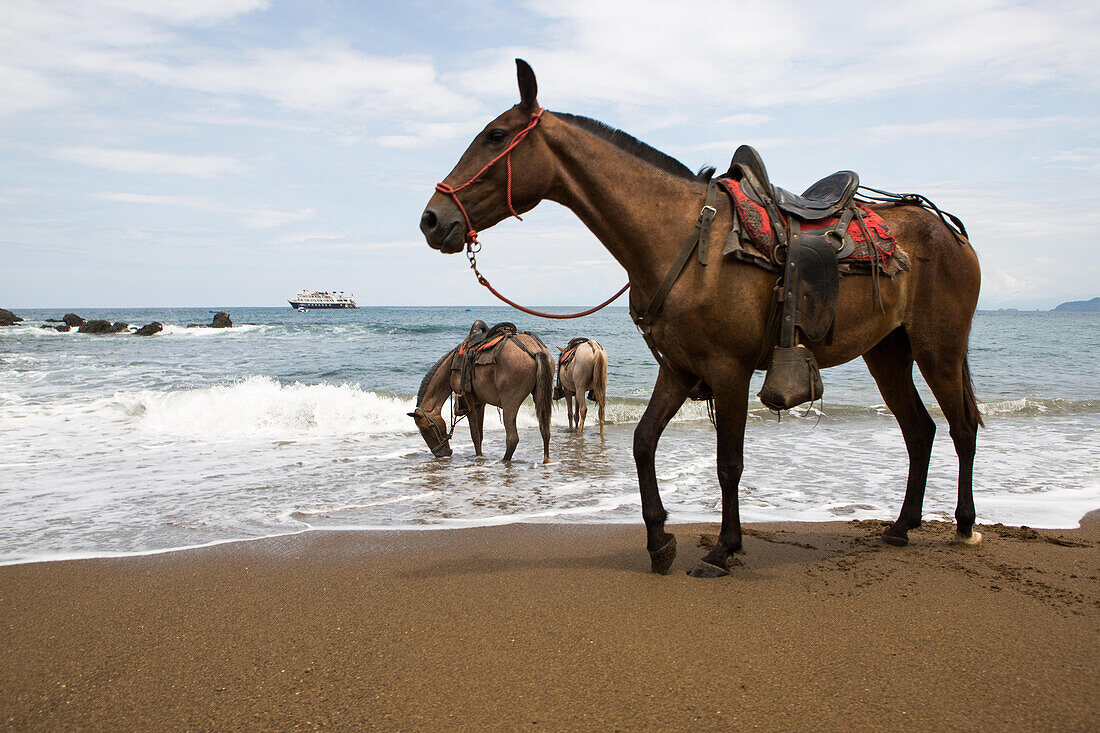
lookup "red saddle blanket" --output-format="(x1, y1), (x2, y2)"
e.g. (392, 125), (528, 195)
(457, 333), (506, 356)
(718, 179), (908, 274)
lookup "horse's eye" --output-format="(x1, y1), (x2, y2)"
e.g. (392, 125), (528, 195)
(487, 129), (507, 144)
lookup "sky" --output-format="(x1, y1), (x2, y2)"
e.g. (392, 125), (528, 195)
(2, 0), (1097, 309)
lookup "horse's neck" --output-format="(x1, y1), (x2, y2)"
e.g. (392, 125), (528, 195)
(543, 118), (709, 295)
(419, 353), (454, 412)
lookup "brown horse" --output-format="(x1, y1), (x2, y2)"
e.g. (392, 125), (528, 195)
(555, 339), (608, 436)
(409, 330), (554, 464)
(420, 60), (983, 577)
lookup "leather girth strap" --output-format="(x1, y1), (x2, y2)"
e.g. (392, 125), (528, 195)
(629, 179), (719, 385)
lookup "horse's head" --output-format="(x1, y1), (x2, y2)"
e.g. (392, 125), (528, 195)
(420, 59), (554, 254)
(407, 407), (453, 458)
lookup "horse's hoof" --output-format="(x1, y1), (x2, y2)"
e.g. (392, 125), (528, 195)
(951, 530), (982, 547)
(649, 535), (676, 575)
(687, 560), (730, 578)
(882, 527), (909, 546)
(542, 458), (551, 465)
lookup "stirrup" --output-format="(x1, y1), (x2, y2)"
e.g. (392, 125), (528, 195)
(758, 345), (823, 411)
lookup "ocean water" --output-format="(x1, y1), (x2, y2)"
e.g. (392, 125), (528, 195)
(1, 306), (1097, 565)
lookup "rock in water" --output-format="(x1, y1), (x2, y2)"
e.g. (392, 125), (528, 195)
(0, 308), (23, 326)
(62, 313), (86, 327)
(78, 320), (129, 334)
(134, 322), (163, 336)
(211, 312), (232, 328)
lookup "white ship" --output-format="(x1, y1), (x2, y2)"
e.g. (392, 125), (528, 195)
(288, 290), (358, 310)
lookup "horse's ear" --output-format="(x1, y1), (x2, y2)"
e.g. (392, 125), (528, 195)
(407, 412), (418, 418)
(557, 346), (563, 352)
(516, 58), (538, 111)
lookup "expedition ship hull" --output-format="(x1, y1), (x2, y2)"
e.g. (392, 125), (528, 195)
(288, 301), (358, 309)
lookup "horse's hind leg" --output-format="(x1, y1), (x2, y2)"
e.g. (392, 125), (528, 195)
(565, 394), (575, 432)
(576, 385), (588, 435)
(634, 367), (691, 573)
(468, 403), (486, 457)
(501, 405), (520, 462)
(863, 328), (936, 546)
(914, 351), (982, 546)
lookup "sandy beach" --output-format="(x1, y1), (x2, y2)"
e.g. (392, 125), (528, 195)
(2, 515), (1097, 731)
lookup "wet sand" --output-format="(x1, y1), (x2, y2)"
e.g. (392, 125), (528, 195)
(2, 515), (1097, 731)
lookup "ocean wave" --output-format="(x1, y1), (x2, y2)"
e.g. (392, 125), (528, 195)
(112, 376), (422, 438)
(155, 323), (266, 337)
(978, 396), (1100, 416)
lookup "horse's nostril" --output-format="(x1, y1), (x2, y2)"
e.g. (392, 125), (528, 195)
(420, 209), (438, 232)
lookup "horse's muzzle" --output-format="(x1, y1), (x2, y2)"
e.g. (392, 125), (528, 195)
(420, 206), (465, 254)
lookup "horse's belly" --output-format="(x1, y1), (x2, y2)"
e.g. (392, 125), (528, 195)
(811, 275), (908, 368)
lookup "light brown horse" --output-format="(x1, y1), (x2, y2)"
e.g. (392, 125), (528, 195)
(420, 60), (983, 577)
(409, 331), (554, 463)
(555, 340), (608, 435)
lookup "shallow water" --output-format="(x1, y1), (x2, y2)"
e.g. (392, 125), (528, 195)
(1, 306), (1098, 564)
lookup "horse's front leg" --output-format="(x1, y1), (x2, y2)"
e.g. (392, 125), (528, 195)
(501, 405), (520, 462)
(690, 368), (752, 578)
(468, 402), (486, 457)
(634, 366), (691, 574)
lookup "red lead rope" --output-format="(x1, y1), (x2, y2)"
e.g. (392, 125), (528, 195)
(435, 108), (629, 319)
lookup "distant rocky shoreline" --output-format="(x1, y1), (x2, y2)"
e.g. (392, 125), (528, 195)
(0, 309), (234, 334)
(1052, 296), (1100, 312)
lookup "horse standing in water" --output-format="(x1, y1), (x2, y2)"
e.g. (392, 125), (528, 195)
(420, 60), (983, 577)
(410, 324), (554, 464)
(555, 339), (608, 436)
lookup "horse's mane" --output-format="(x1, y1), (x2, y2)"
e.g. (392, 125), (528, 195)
(417, 347), (456, 405)
(553, 112), (714, 181)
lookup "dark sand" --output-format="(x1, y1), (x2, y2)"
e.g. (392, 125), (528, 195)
(2, 515), (1097, 731)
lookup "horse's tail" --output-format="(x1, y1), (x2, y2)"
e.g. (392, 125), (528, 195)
(963, 356), (984, 429)
(532, 349), (554, 427)
(533, 349), (554, 461)
(591, 344), (607, 405)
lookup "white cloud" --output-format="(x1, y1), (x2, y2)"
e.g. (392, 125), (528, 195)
(713, 113), (772, 127)
(0, 63), (67, 116)
(98, 0), (269, 24)
(862, 116), (1096, 144)
(57, 147), (248, 178)
(461, 0), (1100, 115)
(97, 191), (313, 228)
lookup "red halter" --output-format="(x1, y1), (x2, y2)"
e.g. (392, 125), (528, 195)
(435, 108), (546, 245)
(434, 107), (630, 319)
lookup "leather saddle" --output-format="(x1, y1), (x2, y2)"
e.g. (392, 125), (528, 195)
(725, 144), (859, 221)
(452, 321), (518, 414)
(553, 337), (590, 400)
(722, 145), (862, 411)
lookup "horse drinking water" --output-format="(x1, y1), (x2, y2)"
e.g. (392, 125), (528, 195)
(409, 321), (554, 464)
(420, 60), (983, 577)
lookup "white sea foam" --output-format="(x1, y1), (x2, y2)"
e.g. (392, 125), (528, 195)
(110, 376), (419, 438)
(156, 323), (265, 337)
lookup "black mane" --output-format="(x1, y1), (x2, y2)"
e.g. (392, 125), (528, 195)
(553, 112), (713, 181)
(417, 347), (456, 406)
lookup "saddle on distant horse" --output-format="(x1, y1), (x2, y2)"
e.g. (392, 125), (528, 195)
(451, 321), (543, 415)
(553, 337), (595, 401)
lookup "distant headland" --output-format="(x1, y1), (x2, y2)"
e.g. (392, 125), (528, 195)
(1052, 297), (1100, 312)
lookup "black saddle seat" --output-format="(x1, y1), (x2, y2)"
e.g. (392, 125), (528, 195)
(725, 145), (859, 221)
